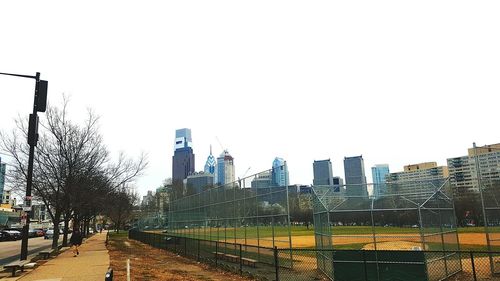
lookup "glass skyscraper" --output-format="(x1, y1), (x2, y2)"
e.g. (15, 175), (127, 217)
(216, 150), (235, 187)
(313, 159), (334, 186)
(204, 145), (216, 175)
(271, 157), (289, 187)
(344, 155), (368, 197)
(371, 164), (390, 198)
(172, 128), (195, 183)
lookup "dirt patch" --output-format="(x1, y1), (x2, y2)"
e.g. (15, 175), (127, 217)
(107, 234), (254, 281)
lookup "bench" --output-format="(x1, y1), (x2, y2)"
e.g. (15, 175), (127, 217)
(213, 252), (258, 267)
(241, 257), (257, 267)
(39, 249), (55, 259)
(3, 260), (31, 277)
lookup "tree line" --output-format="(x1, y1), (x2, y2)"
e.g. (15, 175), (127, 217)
(1, 98), (146, 250)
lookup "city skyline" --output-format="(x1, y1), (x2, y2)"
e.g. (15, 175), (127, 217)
(0, 1), (499, 197)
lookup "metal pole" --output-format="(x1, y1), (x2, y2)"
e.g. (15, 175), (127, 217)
(284, 163), (294, 268)
(362, 250), (368, 281)
(470, 251), (477, 281)
(474, 143), (494, 274)
(274, 246), (279, 281)
(20, 72), (40, 260)
(239, 243), (243, 275)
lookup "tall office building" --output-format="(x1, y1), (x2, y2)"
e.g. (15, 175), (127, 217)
(186, 172), (214, 195)
(216, 150), (235, 188)
(344, 155), (368, 197)
(272, 157), (289, 187)
(251, 171), (272, 188)
(204, 145), (216, 175)
(0, 157), (5, 203)
(447, 143), (500, 197)
(371, 164), (390, 198)
(313, 159), (334, 186)
(172, 128), (195, 183)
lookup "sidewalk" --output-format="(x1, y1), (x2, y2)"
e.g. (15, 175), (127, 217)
(16, 232), (109, 281)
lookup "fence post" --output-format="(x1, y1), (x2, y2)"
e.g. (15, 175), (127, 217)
(197, 239), (201, 262)
(470, 251), (477, 281)
(239, 244), (243, 275)
(362, 250), (368, 281)
(215, 241), (219, 267)
(184, 237), (187, 256)
(274, 246), (279, 281)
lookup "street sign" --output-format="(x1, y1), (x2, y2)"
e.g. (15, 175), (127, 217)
(23, 206), (32, 212)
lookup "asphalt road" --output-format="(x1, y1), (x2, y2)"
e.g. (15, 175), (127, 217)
(0, 236), (63, 266)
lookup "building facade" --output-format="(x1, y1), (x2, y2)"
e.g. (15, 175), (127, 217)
(251, 171), (272, 188)
(272, 157), (289, 187)
(2, 189), (16, 206)
(313, 159), (334, 186)
(388, 162), (449, 196)
(186, 172), (215, 194)
(447, 143), (500, 197)
(371, 164), (390, 198)
(172, 128), (195, 183)
(344, 155), (368, 197)
(216, 150), (235, 188)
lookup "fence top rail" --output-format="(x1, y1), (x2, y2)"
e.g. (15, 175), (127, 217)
(274, 248), (500, 255)
(130, 230), (276, 250)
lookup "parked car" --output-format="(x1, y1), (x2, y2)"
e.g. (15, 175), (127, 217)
(44, 229), (58, 239)
(34, 228), (45, 237)
(1, 230), (22, 241)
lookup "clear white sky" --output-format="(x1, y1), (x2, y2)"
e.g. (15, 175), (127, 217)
(1, 1), (499, 197)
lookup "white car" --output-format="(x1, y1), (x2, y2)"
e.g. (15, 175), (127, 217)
(44, 229), (59, 239)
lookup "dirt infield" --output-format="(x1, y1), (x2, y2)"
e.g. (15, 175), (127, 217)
(232, 233), (488, 249)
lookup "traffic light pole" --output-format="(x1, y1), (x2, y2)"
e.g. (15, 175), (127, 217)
(0, 71), (47, 261)
(20, 72), (40, 260)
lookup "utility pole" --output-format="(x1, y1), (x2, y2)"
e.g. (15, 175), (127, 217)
(0, 72), (48, 260)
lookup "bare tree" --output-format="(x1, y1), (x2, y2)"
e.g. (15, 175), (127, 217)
(1, 98), (147, 249)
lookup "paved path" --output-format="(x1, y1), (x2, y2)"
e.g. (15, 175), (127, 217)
(17, 232), (109, 281)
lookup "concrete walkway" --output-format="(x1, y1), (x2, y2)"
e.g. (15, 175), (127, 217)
(17, 232), (109, 281)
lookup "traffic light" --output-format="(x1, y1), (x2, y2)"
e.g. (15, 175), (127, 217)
(36, 80), (48, 112)
(28, 114), (39, 146)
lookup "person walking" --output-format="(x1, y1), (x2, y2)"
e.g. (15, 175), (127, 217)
(70, 229), (83, 257)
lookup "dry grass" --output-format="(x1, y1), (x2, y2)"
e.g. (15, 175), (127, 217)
(107, 233), (254, 281)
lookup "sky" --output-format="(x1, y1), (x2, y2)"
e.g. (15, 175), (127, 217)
(1, 1), (499, 197)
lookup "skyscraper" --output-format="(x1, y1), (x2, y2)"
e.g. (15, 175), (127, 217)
(216, 150), (235, 188)
(271, 157), (289, 187)
(371, 164), (390, 198)
(172, 128), (195, 183)
(204, 145), (216, 175)
(344, 155), (368, 197)
(313, 159), (334, 186)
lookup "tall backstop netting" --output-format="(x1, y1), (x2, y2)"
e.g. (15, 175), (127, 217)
(473, 144), (500, 275)
(167, 168), (294, 268)
(312, 178), (462, 281)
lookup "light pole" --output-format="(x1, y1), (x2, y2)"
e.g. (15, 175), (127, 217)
(0, 72), (48, 260)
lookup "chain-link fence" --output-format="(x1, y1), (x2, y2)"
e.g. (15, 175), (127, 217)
(312, 178), (461, 281)
(167, 168), (294, 264)
(129, 229), (500, 281)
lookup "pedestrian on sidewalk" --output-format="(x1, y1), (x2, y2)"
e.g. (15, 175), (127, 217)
(70, 229), (83, 257)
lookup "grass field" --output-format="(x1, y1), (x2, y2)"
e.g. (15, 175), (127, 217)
(161, 225), (500, 251)
(169, 225), (500, 237)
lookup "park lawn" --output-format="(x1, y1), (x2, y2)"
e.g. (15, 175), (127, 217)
(162, 225), (500, 241)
